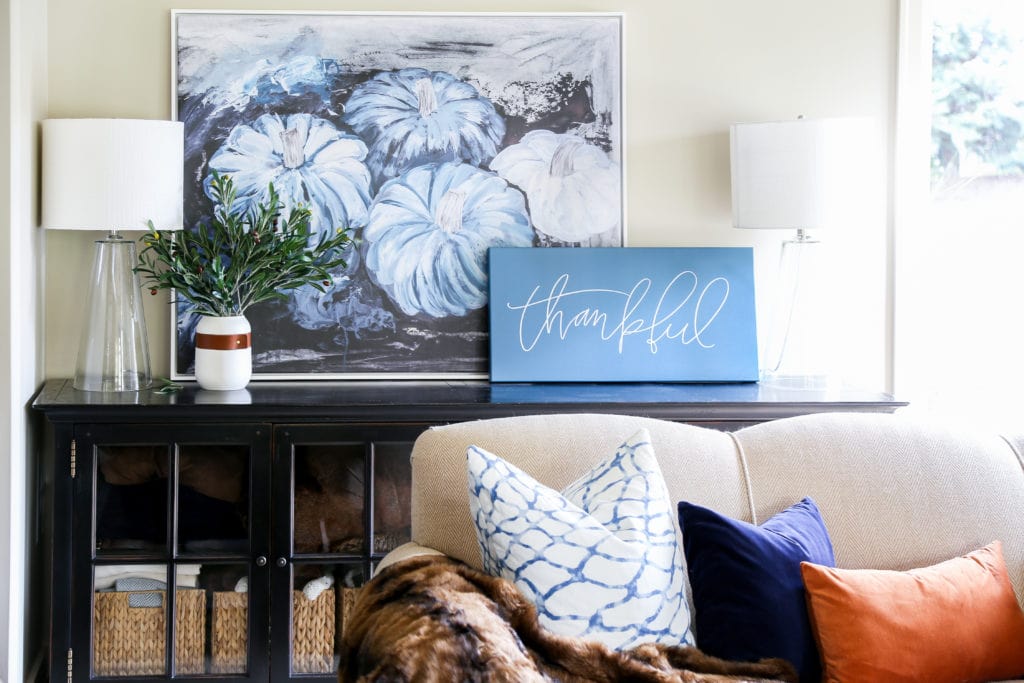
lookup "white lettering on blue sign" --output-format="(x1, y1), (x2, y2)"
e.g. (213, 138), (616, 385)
(506, 271), (730, 355)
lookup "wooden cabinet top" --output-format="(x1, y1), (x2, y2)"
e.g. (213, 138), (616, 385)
(33, 378), (905, 425)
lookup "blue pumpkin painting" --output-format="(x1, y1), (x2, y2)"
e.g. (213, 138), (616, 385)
(345, 68), (507, 185)
(173, 12), (623, 377)
(364, 162), (534, 318)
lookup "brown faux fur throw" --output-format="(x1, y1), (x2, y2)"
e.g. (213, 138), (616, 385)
(340, 555), (797, 683)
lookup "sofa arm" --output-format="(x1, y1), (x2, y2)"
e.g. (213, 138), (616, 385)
(1003, 433), (1024, 468)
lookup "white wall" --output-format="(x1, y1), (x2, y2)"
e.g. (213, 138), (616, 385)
(44, 0), (897, 390)
(2, 0), (47, 679)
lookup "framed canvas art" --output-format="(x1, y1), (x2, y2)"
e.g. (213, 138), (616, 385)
(171, 11), (624, 380)
(489, 247), (759, 382)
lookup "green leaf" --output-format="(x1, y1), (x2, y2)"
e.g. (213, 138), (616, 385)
(136, 173), (355, 317)
(153, 377), (184, 394)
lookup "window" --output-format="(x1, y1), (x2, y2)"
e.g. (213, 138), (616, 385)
(896, 0), (1024, 429)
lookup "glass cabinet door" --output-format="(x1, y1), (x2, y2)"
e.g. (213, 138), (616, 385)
(72, 424), (270, 681)
(273, 426), (416, 680)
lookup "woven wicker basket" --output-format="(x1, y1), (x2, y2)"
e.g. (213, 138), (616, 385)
(93, 589), (205, 676)
(292, 588), (335, 674)
(337, 586), (360, 641)
(211, 592), (248, 674)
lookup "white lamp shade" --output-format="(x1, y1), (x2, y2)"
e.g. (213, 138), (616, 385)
(42, 118), (184, 231)
(730, 118), (868, 230)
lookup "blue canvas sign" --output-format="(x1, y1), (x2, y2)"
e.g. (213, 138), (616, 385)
(488, 247), (758, 382)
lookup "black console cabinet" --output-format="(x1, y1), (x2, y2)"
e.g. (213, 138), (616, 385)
(33, 379), (904, 682)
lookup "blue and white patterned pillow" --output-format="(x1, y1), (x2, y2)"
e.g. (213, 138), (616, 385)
(467, 429), (693, 650)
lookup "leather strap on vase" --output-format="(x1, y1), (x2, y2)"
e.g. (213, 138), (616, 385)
(195, 332), (251, 350)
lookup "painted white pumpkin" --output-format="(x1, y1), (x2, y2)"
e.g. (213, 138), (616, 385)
(207, 113), (373, 235)
(343, 68), (506, 183)
(489, 129), (621, 243)
(362, 162), (533, 318)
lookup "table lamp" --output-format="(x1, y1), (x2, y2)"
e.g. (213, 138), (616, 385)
(42, 118), (183, 392)
(730, 117), (865, 386)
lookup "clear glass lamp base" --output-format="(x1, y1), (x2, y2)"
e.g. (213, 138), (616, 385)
(760, 230), (837, 390)
(73, 232), (152, 392)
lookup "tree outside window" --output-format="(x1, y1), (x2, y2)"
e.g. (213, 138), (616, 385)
(899, 0), (1024, 430)
(931, 3), (1024, 189)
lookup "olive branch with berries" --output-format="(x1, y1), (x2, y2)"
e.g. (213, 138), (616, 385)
(135, 171), (353, 317)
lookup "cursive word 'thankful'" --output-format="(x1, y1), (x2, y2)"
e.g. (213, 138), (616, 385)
(506, 272), (730, 355)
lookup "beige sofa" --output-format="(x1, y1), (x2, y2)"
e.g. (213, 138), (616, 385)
(379, 411), (1024, 677)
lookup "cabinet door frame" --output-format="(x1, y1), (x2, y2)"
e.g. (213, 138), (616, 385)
(69, 422), (271, 682)
(271, 423), (427, 681)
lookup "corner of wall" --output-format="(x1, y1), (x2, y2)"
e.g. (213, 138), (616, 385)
(3, 0), (48, 680)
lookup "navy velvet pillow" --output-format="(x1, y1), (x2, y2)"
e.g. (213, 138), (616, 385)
(678, 497), (834, 683)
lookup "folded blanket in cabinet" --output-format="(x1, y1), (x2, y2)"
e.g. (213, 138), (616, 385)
(96, 577), (201, 608)
(94, 564), (200, 591)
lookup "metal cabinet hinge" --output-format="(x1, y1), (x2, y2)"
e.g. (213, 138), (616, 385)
(70, 440), (77, 479)
(67, 648), (72, 683)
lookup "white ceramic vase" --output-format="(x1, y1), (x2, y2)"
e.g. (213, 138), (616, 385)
(194, 315), (252, 391)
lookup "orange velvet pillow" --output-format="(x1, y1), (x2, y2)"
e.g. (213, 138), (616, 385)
(801, 541), (1024, 683)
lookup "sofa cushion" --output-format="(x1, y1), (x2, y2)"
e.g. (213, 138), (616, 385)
(467, 428), (693, 650)
(801, 541), (1024, 683)
(411, 413), (745, 574)
(679, 497), (833, 683)
(735, 413), (1024, 607)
